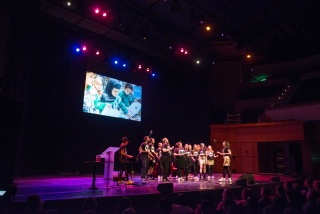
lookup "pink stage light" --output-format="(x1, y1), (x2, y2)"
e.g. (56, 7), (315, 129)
(82, 46), (87, 51)
(95, 50), (100, 55)
(94, 8), (100, 14)
(102, 12), (107, 17)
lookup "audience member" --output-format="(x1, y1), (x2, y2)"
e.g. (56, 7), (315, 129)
(115, 197), (133, 214)
(259, 187), (272, 211)
(283, 188), (303, 214)
(302, 190), (320, 214)
(263, 196), (286, 214)
(216, 188), (236, 212)
(171, 193), (194, 214)
(301, 179), (313, 199)
(122, 207), (136, 214)
(24, 194), (58, 214)
(195, 191), (213, 214)
(312, 180), (319, 194)
(82, 197), (97, 214)
(284, 182), (293, 191)
(273, 185), (287, 209)
(158, 196), (172, 214)
(237, 188), (253, 209)
(201, 199), (215, 214)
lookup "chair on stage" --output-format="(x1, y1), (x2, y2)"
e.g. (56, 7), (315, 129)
(171, 163), (177, 177)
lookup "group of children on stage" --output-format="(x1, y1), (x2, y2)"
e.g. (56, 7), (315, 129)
(119, 136), (233, 183)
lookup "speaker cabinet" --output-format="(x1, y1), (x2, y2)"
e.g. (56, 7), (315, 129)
(237, 174), (255, 185)
(157, 183), (173, 195)
(235, 179), (247, 187)
(271, 176), (280, 182)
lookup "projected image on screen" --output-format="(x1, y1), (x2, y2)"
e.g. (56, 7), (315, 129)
(83, 71), (142, 121)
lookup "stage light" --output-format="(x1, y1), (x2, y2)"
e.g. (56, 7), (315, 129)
(66, 1), (72, 7)
(139, 28), (148, 40)
(184, 50), (188, 54)
(102, 12), (107, 17)
(151, 73), (156, 77)
(146, 68), (150, 72)
(246, 54), (251, 59)
(122, 63), (126, 67)
(94, 8), (100, 14)
(82, 46), (87, 51)
(171, 0), (181, 13)
(180, 48), (184, 53)
(114, 60), (118, 65)
(138, 64), (142, 69)
(95, 50), (100, 55)
(196, 60), (200, 64)
(75, 48), (80, 52)
(116, 15), (123, 27)
(206, 26), (211, 31)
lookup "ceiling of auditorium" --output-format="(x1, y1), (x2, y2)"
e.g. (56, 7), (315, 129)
(39, 0), (320, 70)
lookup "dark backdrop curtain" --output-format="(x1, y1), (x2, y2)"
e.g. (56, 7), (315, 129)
(3, 1), (87, 175)
(2, 1), (211, 176)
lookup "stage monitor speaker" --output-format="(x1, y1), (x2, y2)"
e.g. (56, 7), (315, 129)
(157, 183), (173, 195)
(238, 174), (255, 185)
(235, 179), (247, 187)
(271, 176), (280, 182)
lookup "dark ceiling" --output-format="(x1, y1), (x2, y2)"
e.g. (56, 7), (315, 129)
(39, 0), (320, 70)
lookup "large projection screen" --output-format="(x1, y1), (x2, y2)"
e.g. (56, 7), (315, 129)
(83, 71), (142, 121)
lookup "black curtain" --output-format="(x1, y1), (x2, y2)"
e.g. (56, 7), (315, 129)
(3, 1), (88, 175)
(2, 1), (211, 176)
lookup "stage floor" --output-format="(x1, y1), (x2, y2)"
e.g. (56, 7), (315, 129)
(13, 173), (295, 203)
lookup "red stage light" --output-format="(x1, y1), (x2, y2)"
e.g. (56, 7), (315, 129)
(94, 8), (100, 14)
(82, 46), (87, 51)
(102, 12), (107, 17)
(95, 50), (100, 55)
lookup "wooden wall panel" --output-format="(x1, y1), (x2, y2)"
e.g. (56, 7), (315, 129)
(210, 121), (308, 174)
(242, 157), (255, 173)
(252, 143), (259, 173)
(233, 156), (242, 173)
(241, 143), (253, 157)
(230, 142), (242, 173)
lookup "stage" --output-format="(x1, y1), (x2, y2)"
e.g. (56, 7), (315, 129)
(9, 173), (298, 213)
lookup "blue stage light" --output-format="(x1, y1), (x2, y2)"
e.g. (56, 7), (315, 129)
(114, 60), (118, 64)
(75, 48), (80, 52)
(122, 63), (126, 67)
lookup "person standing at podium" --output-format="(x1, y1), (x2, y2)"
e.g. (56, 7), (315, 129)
(119, 137), (133, 182)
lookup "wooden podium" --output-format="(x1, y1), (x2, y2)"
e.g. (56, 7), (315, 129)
(100, 147), (119, 188)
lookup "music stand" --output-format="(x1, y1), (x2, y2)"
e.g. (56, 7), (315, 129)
(101, 147), (119, 188)
(84, 160), (97, 190)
